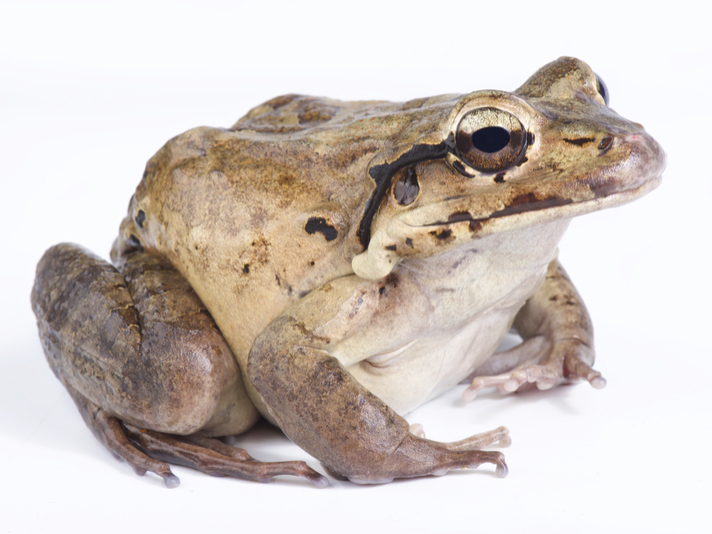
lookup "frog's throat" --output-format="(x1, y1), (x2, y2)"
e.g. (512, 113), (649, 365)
(352, 174), (661, 281)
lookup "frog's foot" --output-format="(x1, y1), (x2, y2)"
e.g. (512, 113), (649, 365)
(69, 385), (181, 488)
(71, 385), (328, 488)
(122, 425), (329, 488)
(462, 336), (605, 401)
(335, 432), (509, 483)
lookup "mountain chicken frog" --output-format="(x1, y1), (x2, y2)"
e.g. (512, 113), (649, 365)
(32, 57), (665, 487)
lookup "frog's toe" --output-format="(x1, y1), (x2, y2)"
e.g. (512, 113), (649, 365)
(440, 425), (511, 451)
(163, 474), (181, 489)
(122, 425), (329, 488)
(464, 338), (604, 397)
(564, 353), (607, 389)
(495, 457), (509, 478)
(463, 373), (520, 400)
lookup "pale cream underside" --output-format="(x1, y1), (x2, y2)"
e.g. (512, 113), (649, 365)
(331, 218), (571, 415)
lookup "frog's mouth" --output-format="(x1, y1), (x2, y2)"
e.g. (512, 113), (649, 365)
(400, 131), (666, 237)
(412, 174), (662, 234)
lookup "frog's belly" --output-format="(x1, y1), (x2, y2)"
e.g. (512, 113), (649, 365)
(345, 306), (516, 415)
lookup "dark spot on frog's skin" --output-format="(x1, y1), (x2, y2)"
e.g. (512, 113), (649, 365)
(305, 217), (338, 242)
(405, 238), (413, 248)
(384, 272), (399, 288)
(385, 244), (397, 251)
(430, 229), (452, 241)
(379, 286), (386, 295)
(135, 210), (145, 228)
(275, 274), (281, 286)
(563, 137), (595, 146)
(469, 220), (483, 232)
(243, 264), (250, 274)
(298, 290), (310, 299)
(142, 169), (149, 180)
(310, 261), (315, 266)
(494, 173), (505, 183)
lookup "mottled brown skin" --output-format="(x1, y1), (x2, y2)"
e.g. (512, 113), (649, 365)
(31, 57), (665, 487)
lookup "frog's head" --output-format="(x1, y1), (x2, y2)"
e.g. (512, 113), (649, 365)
(352, 56), (666, 280)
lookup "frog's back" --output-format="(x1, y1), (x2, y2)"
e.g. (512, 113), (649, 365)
(111, 112), (376, 370)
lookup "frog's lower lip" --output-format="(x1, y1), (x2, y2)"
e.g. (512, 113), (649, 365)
(410, 174), (663, 230)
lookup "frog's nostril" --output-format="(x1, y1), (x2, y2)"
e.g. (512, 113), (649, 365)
(135, 210), (146, 229)
(598, 136), (614, 151)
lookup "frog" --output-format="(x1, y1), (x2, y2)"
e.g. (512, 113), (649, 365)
(31, 57), (665, 488)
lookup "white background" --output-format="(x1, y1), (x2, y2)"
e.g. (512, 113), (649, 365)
(2, 1), (710, 533)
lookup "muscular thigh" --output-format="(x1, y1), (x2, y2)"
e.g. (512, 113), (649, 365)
(32, 244), (259, 436)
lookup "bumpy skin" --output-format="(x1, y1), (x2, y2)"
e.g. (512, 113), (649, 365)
(32, 57), (665, 486)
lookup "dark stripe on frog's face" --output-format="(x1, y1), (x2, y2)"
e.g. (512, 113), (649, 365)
(358, 135), (454, 249)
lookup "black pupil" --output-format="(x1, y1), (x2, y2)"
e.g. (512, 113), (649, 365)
(471, 127), (510, 153)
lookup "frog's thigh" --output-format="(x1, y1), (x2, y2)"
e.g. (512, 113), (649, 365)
(247, 276), (507, 483)
(32, 244), (259, 437)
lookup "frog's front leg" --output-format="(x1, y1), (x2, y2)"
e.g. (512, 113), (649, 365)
(248, 277), (508, 483)
(31, 244), (327, 487)
(463, 257), (605, 400)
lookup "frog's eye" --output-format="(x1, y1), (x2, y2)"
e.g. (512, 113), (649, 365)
(595, 74), (609, 106)
(455, 108), (526, 173)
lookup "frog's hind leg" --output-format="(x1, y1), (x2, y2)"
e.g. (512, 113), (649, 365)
(248, 277), (510, 484)
(31, 244), (327, 488)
